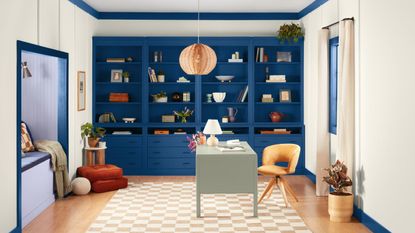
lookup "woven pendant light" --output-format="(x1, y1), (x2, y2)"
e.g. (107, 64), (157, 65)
(179, 0), (216, 75)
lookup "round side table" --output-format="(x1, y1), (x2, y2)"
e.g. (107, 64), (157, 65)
(84, 147), (107, 166)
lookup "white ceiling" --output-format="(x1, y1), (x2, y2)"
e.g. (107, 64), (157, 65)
(84, 0), (314, 13)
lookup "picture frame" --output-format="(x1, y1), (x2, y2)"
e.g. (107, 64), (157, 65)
(111, 69), (123, 83)
(77, 71), (86, 111)
(279, 89), (292, 102)
(277, 51), (292, 62)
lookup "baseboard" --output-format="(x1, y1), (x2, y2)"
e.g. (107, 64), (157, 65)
(353, 205), (391, 233)
(304, 168), (316, 184)
(10, 226), (21, 233)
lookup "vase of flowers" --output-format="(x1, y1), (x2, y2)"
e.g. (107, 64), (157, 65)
(173, 107), (194, 123)
(187, 132), (206, 152)
(323, 160), (354, 222)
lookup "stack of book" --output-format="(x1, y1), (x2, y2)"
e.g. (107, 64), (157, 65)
(266, 75), (286, 83)
(261, 94), (274, 103)
(260, 129), (291, 134)
(112, 131), (133, 135)
(236, 85), (249, 102)
(106, 58), (125, 63)
(222, 130), (234, 134)
(154, 129), (169, 135)
(255, 47), (265, 62)
(148, 67), (158, 83)
(173, 129), (187, 135)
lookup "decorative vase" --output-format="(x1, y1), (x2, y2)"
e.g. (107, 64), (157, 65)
(88, 137), (100, 148)
(328, 193), (354, 222)
(269, 112), (284, 122)
(172, 92), (182, 102)
(180, 117), (187, 123)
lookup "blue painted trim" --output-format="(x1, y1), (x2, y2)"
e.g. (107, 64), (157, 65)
(99, 12), (299, 20)
(329, 37), (339, 134)
(304, 168), (316, 184)
(68, 0), (99, 18)
(353, 205), (391, 233)
(69, 0), (327, 20)
(16, 41), (69, 232)
(298, 0), (329, 18)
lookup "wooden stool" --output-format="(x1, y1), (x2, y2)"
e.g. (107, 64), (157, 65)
(84, 147), (106, 166)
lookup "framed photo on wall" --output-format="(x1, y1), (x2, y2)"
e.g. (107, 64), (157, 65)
(279, 89), (292, 102)
(111, 69), (123, 83)
(77, 71), (86, 111)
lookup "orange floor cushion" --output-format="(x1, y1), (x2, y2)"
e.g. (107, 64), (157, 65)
(77, 164), (123, 183)
(91, 177), (128, 193)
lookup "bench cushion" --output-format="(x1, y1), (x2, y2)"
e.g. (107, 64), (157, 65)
(77, 164), (123, 183)
(91, 177), (128, 193)
(22, 151), (51, 172)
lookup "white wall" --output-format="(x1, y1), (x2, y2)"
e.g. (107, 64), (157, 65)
(0, 0), (96, 232)
(95, 20), (298, 36)
(302, 0), (414, 231)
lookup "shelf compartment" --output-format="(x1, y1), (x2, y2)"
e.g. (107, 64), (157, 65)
(149, 102), (195, 105)
(96, 82), (141, 85)
(202, 102), (247, 105)
(254, 46), (301, 63)
(202, 82), (248, 85)
(94, 123), (142, 128)
(255, 62), (300, 65)
(95, 105), (141, 123)
(96, 102), (141, 105)
(95, 45), (142, 63)
(96, 65), (142, 83)
(201, 104), (248, 123)
(96, 62), (142, 65)
(255, 102), (301, 105)
(148, 127), (196, 135)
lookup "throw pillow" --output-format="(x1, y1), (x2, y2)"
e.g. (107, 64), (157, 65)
(21, 122), (35, 152)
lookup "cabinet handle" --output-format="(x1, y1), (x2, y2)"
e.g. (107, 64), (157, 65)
(153, 140), (161, 143)
(182, 162), (191, 165)
(153, 151), (161, 154)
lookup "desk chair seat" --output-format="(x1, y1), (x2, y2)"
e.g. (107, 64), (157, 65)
(258, 144), (301, 207)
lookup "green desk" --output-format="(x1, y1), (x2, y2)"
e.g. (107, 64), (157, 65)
(196, 141), (258, 217)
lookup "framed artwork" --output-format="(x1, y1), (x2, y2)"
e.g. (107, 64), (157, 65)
(279, 89), (292, 102)
(77, 71), (86, 111)
(111, 69), (123, 83)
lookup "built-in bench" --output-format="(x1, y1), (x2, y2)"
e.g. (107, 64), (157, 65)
(22, 151), (54, 227)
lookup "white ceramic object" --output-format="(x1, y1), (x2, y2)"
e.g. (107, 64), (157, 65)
(154, 96), (168, 103)
(212, 92), (226, 102)
(215, 75), (235, 82)
(122, 117), (136, 123)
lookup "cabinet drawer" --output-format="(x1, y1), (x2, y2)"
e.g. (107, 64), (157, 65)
(106, 148), (141, 159)
(254, 135), (302, 147)
(148, 135), (189, 147)
(148, 158), (195, 169)
(104, 136), (142, 147)
(148, 147), (192, 158)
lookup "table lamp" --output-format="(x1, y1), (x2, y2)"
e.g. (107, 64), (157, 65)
(203, 119), (222, 146)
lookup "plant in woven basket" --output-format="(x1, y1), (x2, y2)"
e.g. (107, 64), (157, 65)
(277, 23), (304, 43)
(323, 160), (353, 195)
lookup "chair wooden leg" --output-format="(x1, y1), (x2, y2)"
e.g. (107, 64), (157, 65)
(266, 182), (275, 200)
(258, 177), (276, 204)
(281, 177), (298, 202)
(277, 177), (289, 207)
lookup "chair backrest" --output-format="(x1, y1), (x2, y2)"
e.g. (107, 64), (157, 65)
(262, 144), (301, 174)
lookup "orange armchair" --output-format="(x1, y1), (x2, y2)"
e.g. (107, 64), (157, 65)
(257, 144), (301, 207)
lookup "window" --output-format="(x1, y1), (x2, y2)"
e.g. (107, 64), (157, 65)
(329, 37), (339, 134)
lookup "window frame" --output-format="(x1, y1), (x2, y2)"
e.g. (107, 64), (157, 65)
(329, 37), (339, 134)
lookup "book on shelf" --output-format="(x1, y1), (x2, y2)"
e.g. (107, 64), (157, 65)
(228, 59), (243, 63)
(266, 79), (286, 83)
(174, 132), (186, 135)
(259, 129), (292, 135)
(154, 129), (169, 135)
(222, 130), (234, 134)
(240, 85), (248, 102)
(112, 131), (133, 135)
(106, 58), (125, 63)
(148, 67), (158, 83)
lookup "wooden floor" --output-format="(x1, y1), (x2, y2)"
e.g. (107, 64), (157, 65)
(23, 176), (371, 233)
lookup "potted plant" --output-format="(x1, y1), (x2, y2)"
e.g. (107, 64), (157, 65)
(122, 71), (130, 83)
(81, 123), (106, 148)
(152, 91), (168, 103)
(323, 160), (354, 222)
(277, 23), (304, 43)
(173, 107), (194, 123)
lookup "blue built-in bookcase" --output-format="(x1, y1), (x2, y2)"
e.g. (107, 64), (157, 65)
(93, 37), (304, 175)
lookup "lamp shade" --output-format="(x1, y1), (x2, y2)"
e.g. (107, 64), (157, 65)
(203, 119), (222, 135)
(179, 43), (217, 75)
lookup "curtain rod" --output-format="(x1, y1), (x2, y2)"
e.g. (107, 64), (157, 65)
(322, 17), (354, 30)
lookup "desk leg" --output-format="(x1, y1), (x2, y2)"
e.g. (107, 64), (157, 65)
(86, 151), (94, 166)
(96, 150), (105, 165)
(196, 191), (201, 217)
(253, 191), (258, 217)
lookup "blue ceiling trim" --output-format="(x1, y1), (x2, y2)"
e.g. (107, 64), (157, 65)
(99, 12), (299, 20)
(69, 0), (100, 18)
(69, 0), (326, 20)
(298, 0), (329, 18)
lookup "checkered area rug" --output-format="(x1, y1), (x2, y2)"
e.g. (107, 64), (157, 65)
(87, 182), (311, 233)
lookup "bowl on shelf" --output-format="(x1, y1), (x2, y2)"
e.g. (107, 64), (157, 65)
(215, 75), (235, 82)
(122, 118), (136, 123)
(212, 92), (226, 103)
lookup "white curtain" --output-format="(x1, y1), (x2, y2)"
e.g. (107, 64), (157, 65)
(337, 20), (355, 179)
(316, 29), (330, 196)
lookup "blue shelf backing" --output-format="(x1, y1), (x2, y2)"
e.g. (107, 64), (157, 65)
(93, 36), (304, 175)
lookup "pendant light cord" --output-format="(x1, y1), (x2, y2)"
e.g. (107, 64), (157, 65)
(197, 0), (200, 44)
